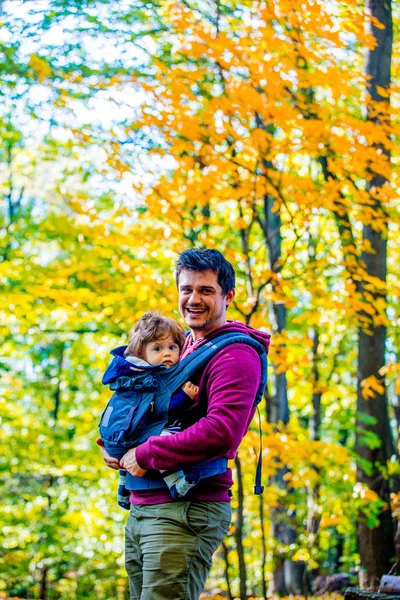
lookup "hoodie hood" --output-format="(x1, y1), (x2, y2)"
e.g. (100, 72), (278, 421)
(102, 345), (155, 385)
(181, 320), (271, 357)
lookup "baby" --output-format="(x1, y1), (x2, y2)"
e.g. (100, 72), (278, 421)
(102, 311), (199, 507)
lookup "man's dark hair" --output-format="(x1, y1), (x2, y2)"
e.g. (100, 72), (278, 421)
(175, 249), (235, 295)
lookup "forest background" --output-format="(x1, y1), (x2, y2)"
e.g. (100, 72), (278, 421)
(1, 0), (400, 599)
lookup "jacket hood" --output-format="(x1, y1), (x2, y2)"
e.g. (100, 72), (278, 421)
(182, 320), (271, 356)
(209, 321), (270, 352)
(102, 345), (154, 385)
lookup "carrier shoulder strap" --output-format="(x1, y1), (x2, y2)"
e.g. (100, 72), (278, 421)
(161, 331), (268, 408)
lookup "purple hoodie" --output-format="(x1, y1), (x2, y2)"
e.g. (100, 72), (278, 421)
(131, 321), (271, 504)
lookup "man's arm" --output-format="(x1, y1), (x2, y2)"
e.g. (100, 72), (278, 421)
(134, 344), (261, 473)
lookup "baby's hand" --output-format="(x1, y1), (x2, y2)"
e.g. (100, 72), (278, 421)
(183, 381), (199, 399)
(96, 438), (121, 470)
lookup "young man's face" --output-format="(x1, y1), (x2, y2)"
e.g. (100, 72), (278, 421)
(177, 269), (235, 340)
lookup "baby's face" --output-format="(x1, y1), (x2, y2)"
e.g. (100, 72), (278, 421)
(143, 335), (180, 368)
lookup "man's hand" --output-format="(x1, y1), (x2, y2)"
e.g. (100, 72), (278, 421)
(120, 448), (147, 477)
(96, 438), (121, 470)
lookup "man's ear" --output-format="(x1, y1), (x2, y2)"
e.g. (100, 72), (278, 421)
(225, 288), (235, 307)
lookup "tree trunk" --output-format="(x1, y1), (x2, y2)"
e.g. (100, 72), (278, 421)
(357, 332), (395, 588)
(221, 540), (234, 600)
(234, 454), (247, 600)
(393, 392), (400, 441)
(262, 191), (305, 594)
(39, 566), (48, 600)
(259, 493), (268, 600)
(356, 0), (396, 588)
(307, 328), (322, 578)
(265, 192), (289, 425)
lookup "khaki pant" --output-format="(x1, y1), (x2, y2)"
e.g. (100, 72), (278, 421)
(125, 500), (231, 600)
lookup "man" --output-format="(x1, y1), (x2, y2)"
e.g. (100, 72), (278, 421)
(98, 248), (270, 600)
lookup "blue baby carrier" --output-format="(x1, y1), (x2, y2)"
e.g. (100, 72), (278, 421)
(100, 331), (268, 494)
